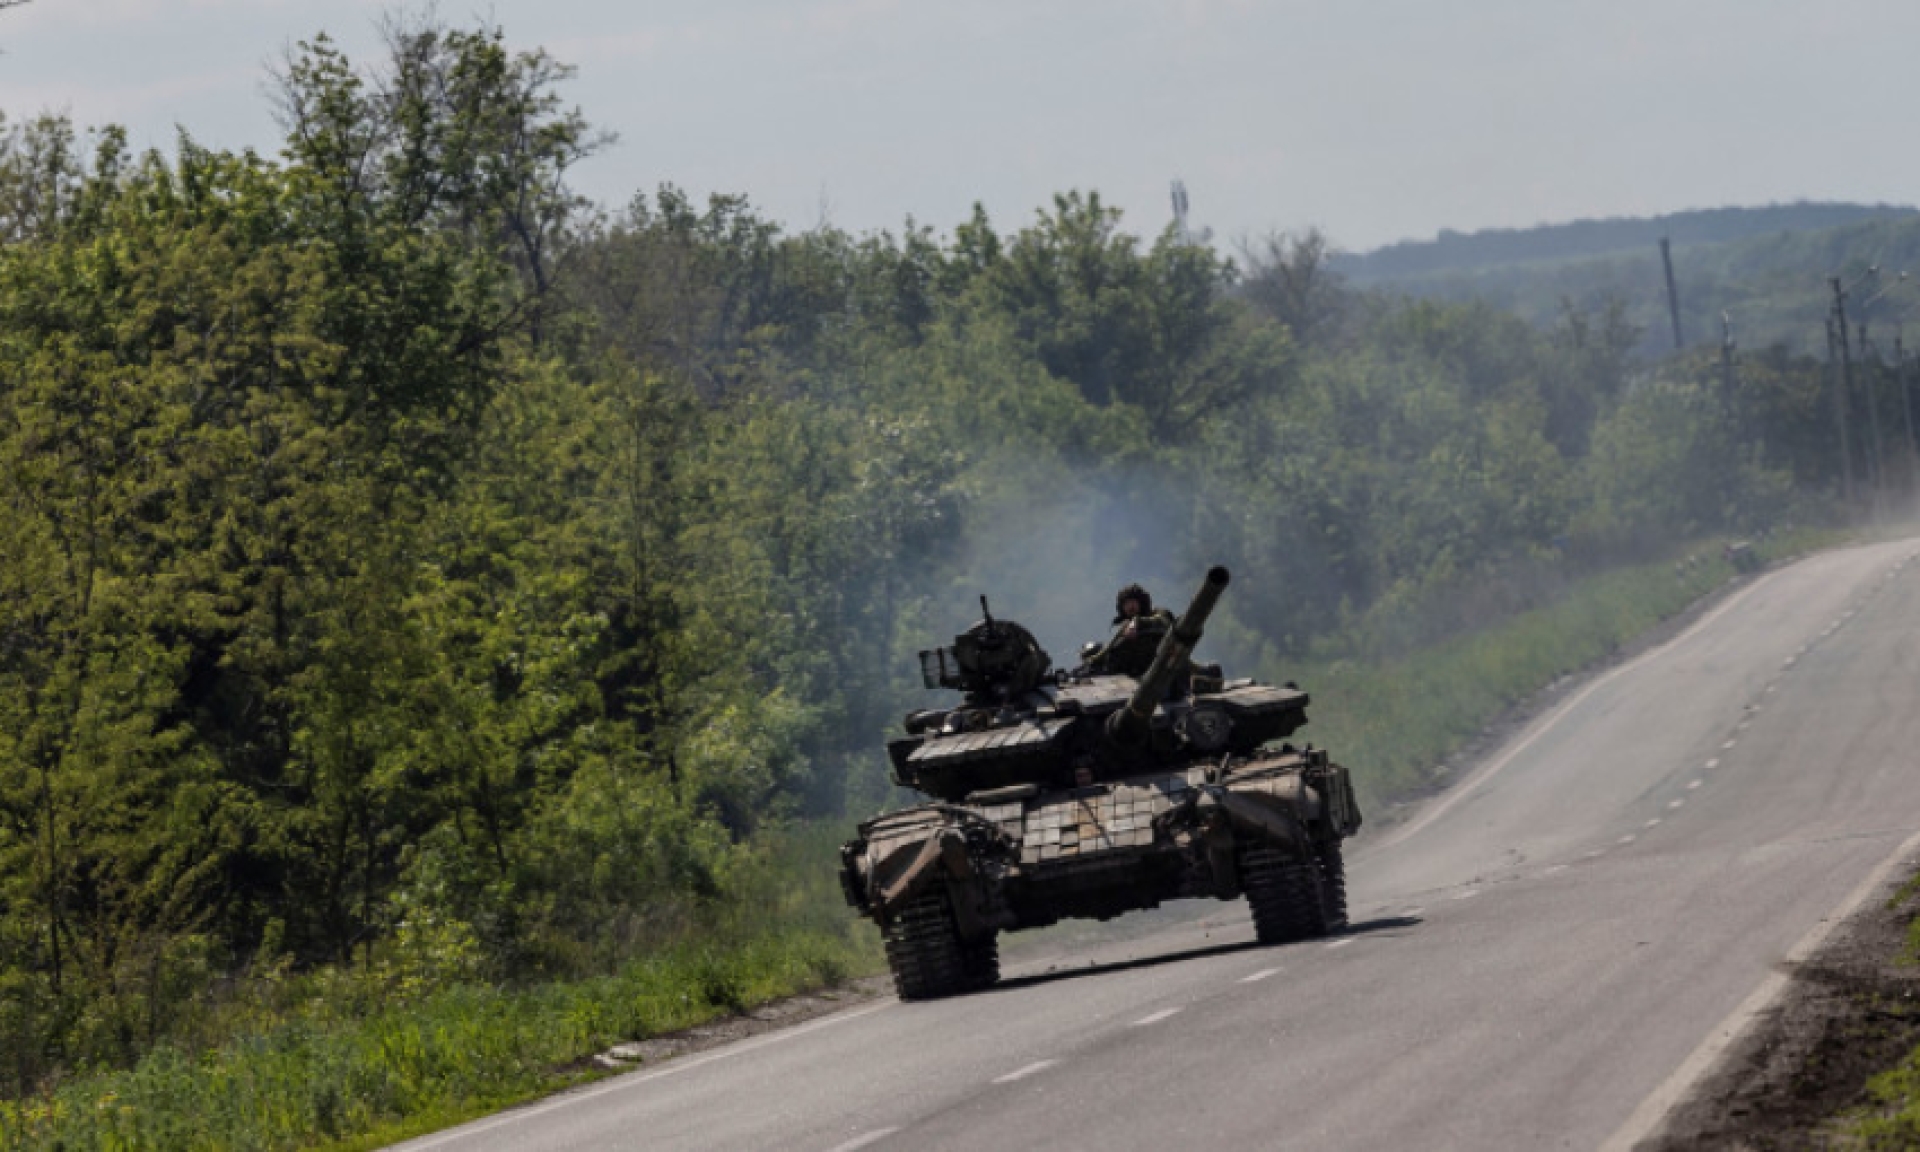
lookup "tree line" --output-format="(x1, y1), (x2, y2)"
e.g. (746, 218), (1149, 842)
(0, 17), (1862, 1092)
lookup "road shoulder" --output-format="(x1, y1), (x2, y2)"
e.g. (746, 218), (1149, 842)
(594, 976), (892, 1070)
(1645, 869), (1920, 1149)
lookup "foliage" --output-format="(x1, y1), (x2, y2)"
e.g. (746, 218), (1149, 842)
(0, 826), (875, 1152)
(953, 192), (1293, 439)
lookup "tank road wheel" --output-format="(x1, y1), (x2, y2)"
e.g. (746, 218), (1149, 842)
(1315, 838), (1349, 932)
(1241, 847), (1329, 945)
(961, 931), (1001, 991)
(883, 890), (969, 1000)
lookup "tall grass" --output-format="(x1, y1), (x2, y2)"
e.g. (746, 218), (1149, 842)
(0, 829), (882, 1152)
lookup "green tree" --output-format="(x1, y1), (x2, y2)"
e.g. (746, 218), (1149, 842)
(965, 192), (1293, 438)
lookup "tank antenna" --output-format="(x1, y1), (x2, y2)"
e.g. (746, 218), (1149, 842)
(980, 594), (994, 626)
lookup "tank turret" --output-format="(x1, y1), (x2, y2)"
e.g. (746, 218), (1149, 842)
(1107, 566), (1230, 747)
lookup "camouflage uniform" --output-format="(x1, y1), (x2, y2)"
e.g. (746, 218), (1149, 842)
(1089, 583), (1174, 677)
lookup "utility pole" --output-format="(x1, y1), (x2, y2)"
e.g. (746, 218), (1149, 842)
(1719, 311), (1736, 415)
(1827, 313), (1856, 505)
(1660, 237), (1684, 350)
(1720, 312), (1751, 529)
(1833, 276), (1870, 511)
(1858, 323), (1887, 501)
(1897, 332), (1919, 498)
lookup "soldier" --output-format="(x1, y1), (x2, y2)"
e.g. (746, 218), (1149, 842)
(1089, 583), (1175, 677)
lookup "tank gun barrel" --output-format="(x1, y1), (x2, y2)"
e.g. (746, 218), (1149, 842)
(1107, 566), (1230, 746)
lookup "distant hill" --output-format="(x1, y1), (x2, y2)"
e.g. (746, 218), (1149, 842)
(1334, 203), (1919, 280)
(1331, 203), (1920, 358)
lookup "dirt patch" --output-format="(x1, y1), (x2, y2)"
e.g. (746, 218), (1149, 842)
(597, 975), (893, 1069)
(1642, 880), (1920, 1150)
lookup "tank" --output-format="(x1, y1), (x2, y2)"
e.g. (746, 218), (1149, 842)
(839, 566), (1363, 1000)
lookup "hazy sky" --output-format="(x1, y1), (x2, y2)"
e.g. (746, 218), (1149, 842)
(4, 1), (1916, 253)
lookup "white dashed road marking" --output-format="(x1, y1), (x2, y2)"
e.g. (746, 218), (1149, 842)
(827, 1128), (901, 1152)
(1325, 938), (1354, 950)
(1240, 968), (1280, 984)
(994, 1061), (1058, 1084)
(1669, 799), (1685, 809)
(1132, 1009), (1182, 1027)
(1369, 571), (1780, 853)
(1688, 779), (1702, 790)
(1618, 834), (1638, 845)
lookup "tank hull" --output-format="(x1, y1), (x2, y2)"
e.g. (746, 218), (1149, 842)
(842, 747), (1361, 998)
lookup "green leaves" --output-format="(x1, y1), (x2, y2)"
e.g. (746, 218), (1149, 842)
(0, 15), (606, 1078)
(956, 191), (1293, 437)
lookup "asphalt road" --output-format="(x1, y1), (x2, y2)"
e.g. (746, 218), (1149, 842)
(395, 538), (1920, 1152)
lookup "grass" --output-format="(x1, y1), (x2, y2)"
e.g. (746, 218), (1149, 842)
(1843, 851), (1920, 1146)
(0, 527), (1847, 1151)
(0, 828), (884, 1152)
(1850, 1073), (1920, 1151)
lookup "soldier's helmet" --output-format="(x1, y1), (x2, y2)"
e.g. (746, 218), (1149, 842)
(1112, 583), (1153, 624)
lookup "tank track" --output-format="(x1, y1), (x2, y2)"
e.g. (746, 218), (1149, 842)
(962, 931), (1000, 989)
(1315, 838), (1349, 932)
(883, 890), (1000, 999)
(1241, 846), (1331, 945)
